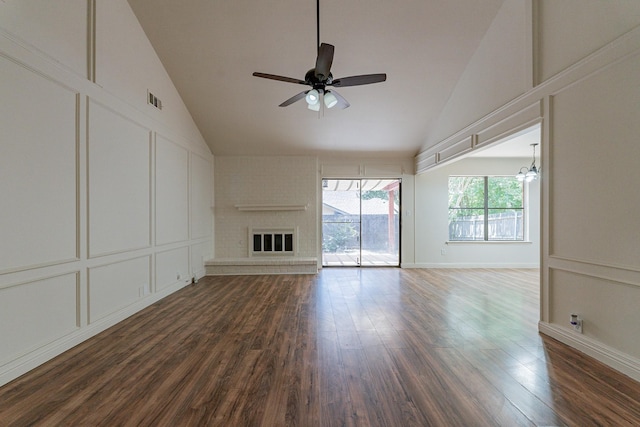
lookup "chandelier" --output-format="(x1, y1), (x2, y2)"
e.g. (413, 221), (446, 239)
(516, 143), (539, 182)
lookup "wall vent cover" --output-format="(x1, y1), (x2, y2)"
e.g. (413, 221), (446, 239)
(147, 91), (162, 109)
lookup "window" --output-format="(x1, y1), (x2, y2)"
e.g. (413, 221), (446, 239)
(448, 176), (524, 241)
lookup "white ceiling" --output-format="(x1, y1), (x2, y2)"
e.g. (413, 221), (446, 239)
(127, 0), (505, 157)
(471, 125), (541, 158)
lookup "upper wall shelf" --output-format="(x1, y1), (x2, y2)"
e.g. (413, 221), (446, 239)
(234, 204), (308, 212)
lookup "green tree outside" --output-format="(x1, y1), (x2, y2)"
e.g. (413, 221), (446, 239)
(448, 176), (522, 219)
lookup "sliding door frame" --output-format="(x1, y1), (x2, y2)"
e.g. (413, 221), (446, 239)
(321, 178), (402, 267)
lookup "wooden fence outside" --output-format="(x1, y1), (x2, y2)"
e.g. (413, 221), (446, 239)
(449, 211), (523, 240)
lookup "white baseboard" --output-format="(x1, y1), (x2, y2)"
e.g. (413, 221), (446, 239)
(401, 262), (540, 269)
(0, 279), (191, 388)
(538, 321), (640, 382)
(194, 268), (207, 281)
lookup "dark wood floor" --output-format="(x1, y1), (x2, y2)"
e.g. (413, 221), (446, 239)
(1, 268), (639, 426)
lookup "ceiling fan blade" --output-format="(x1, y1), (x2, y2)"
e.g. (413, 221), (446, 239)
(314, 43), (334, 81)
(279, 91), (309, 107)
(330, 90), (350, 109)
(330, 73), (387, 87)
(252, 72), (307, 85)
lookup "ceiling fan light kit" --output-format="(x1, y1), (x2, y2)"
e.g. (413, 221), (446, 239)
(252, 0), (386, 111)
(324, 91), (338, 108)
(305, 89), (320, 105)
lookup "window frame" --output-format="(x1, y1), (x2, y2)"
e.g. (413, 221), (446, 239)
(448, 175), (525, 242)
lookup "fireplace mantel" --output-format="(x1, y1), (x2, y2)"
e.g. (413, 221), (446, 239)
(234, 204), (308, 212)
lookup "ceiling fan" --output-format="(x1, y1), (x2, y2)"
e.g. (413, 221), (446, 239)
(252, 0), (387, 111)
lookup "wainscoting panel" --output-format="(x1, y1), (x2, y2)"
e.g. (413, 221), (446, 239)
(155, 134), (189, 246)
(362, 164), (404, 177)
(0, 0), (214, 389)
(87, 256), (151, 324)
(548, 53), (640, 269)
(549, 267), (640, 360)
(87, 100), (152, 258)
(0, 273), (79, 367)
(0, 55), (78, 274)
(437, 135), (475, 164)
(475, 101), (542, 148)
(190, 241), (211, 280)
(415, 153), (437, 174)
(321, 163), (362, 177)
(155, 246), (190, 291)
(190, 152), (212, 240)
(0, 0), (88, 78)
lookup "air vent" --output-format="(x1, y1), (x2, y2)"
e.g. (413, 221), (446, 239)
(147, 91), (162, 110)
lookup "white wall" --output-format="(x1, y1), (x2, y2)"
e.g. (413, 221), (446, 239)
(212, 155), (415, 269)
(536, 0), (640, 82)
(542, 35), (640, 378)
(415, 1), (640, 381)
(214, 156), (318, 259)
(0, 0), (213, 386)
(425, 0), (531, 149)
(413, 157), (540, 268)
(319, 156), (415, 267)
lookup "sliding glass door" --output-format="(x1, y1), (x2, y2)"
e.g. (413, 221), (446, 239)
(322, 179), (400, 267)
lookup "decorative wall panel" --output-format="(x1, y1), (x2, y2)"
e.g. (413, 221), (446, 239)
(88, 100), (151, 257)
(190, 241), (211, 278)
(0, 273), (79, 366)
(88, 256), (151, 323)
(0, 56), (78, 273)
(155, 247), (190, 291)
(549, 267), (640, 359)
(476, 101), (542, 147)
(0, 0), (213, 388)
(155, 135), (189, 245)
(0, 0), (88, 77)
(437, 135), (475, 163)
(190, 153), (212, 240)
(549, 54), (640, 268)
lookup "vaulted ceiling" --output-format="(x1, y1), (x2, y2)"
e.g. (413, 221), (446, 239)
(127, 0), (505, 157)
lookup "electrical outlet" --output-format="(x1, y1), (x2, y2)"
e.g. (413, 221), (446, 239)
(441, 248), (447, 255)
(570, 314), (583, 333)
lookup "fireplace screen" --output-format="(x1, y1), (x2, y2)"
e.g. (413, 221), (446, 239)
(251, 229), (295, 255)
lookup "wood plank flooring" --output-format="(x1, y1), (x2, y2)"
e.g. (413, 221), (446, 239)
(1, 268), (639, 426)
